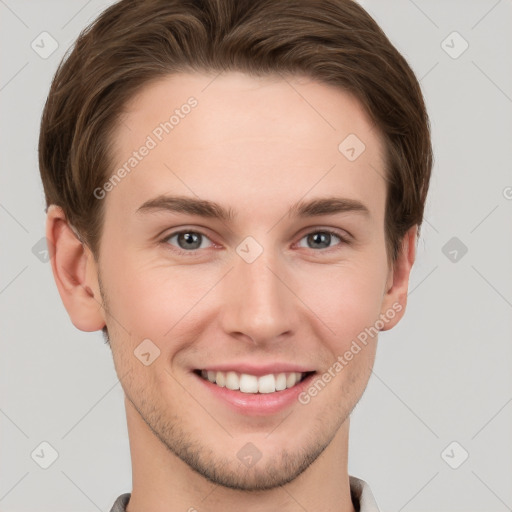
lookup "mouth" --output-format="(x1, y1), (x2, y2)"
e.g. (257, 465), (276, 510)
(194, 369), (316, 394)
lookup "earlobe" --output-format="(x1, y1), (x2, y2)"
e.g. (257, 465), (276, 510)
(379, 225), (418, 331)
(45, 205), (106, 332)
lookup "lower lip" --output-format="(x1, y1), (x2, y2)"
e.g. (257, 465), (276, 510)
(193, 371), (316, 416)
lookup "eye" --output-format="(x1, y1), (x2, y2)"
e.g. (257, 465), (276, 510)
(160, 228), (350, 257)
(296, 230), (348, 251)
(162, 230), (214, 254)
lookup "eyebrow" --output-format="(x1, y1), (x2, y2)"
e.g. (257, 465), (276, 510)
(135, 194), (371, 221)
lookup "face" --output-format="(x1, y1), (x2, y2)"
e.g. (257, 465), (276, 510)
(90, 71), (400, 490)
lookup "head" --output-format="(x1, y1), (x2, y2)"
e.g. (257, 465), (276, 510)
(40, 0), (432, 491)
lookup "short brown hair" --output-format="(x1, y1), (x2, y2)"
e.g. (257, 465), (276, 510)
(39, 0), (432, 265)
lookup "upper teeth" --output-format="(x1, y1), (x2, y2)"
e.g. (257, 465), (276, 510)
(200, 370), (304, 394)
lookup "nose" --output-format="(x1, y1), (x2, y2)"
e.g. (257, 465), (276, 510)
(218, 243), (300, 346)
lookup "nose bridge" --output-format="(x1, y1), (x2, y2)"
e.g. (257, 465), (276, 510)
(220, 240), (297, 343)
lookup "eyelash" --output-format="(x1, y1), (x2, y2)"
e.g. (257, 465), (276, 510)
(160, 228), (350, 257)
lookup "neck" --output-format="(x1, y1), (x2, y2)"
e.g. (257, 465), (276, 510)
(124, 397), (356, 512)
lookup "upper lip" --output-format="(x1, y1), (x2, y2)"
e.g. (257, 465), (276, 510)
(195, 363), (315, 377)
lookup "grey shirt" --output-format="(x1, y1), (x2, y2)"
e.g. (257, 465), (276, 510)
(110, 475), (381, 511)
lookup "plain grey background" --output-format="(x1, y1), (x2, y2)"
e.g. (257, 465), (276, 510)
(1, 0), (511, 510)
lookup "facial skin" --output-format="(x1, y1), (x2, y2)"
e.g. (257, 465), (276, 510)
(47, 71), (416, 512)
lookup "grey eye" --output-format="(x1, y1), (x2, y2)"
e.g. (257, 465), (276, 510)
(165, 231), (212, 251)
(298, 231), (343, 250)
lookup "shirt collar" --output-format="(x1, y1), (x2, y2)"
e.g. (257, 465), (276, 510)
(349, 475), (381, 512)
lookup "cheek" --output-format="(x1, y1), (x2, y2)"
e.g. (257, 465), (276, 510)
(299, 259), (388, 343)
(103, 256), (221, 369)
(104, 254), (200, 331)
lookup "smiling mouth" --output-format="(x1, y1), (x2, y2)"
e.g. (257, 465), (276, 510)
(194, 369), (316, 394)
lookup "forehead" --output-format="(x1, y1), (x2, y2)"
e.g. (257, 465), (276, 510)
(107, 71), (387, 222)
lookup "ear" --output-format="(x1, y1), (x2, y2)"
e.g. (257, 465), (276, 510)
(45, 205), (106, 332)
(379, 225), (418, 331)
